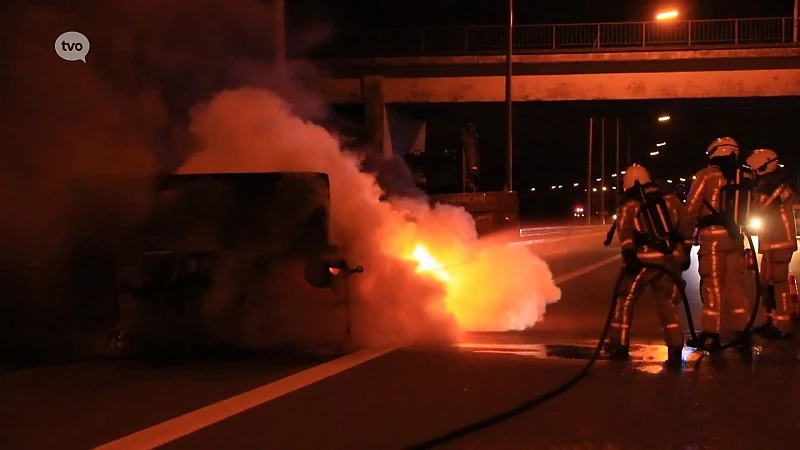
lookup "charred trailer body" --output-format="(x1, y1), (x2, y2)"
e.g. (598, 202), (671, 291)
(2, 172), (357, 363)
(113, 172), (359, 356)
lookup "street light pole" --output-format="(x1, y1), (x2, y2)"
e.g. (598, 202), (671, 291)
(504, 0), (514, 191)
(626, 132), (631, 167)
(794, 0), (799, 42)
(274, 0), (286, 64)
(587, 118), (593, 225)
(601, 117), (606, 225)
(615, 118), (620, 206)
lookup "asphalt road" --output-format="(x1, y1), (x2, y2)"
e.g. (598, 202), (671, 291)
(2, 229), (799, 450)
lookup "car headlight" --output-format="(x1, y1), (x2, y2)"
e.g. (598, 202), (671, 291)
(748, 217), (762, 231)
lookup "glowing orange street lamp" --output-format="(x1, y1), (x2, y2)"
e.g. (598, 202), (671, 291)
(656, 10), (679, 20)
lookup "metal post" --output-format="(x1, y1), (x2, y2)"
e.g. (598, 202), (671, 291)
(504, 0), (514, 191)
(587, 118), (593, 225)
(626, 132), (631, 167)
(596, 23), (601, 48)
(615, 118), (620, 206)
(274, 0), (286, 64)
(642, 22), (646, 47)
(601, 117), (606, 225)
(461, 148), (467, 193)
(794, 0), (799, 42)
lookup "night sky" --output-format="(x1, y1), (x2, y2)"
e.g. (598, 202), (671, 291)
(297, 0), (800, 216)
(290, 0), (797, 27)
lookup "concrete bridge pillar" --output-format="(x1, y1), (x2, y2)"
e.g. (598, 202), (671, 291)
(361, 75), (427, 158)
(361, 75), (391, 156)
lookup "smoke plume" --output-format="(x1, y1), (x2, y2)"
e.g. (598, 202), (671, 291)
(0, 0), (560, 356)
(179, 89), (562, 347)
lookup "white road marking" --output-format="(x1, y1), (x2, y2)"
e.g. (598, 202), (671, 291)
(456, 342), (549, 351)
(553, 253), (621, 285)
(93, 347), (397, 450)
(94, 247), (621, 449)
(519, 225), (605, 236)
(508, 231), (607, 248)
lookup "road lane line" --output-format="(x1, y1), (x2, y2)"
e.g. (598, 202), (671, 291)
(508, 231), (607, 248)
(94, 253), (620, 449)
(93, 347), (397, 450)
(519, 226), (604, 236)
(552, 254), (621, 285)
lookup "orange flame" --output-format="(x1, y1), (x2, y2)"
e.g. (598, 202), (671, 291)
(392, 229), (560, 333)
(410, 243), (450, 282)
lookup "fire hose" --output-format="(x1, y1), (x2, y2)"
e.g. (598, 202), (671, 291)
(406, 230), (761, 449)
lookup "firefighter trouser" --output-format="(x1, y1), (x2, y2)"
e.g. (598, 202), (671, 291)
(609, 267), (684, 348)
(760, 249), (796, 334)
(697, 233), (749, 333)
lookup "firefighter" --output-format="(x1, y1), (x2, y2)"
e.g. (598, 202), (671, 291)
(685, 137), (754, 351)
(606, 164), (692, 362)
(746, 148), (797, 339)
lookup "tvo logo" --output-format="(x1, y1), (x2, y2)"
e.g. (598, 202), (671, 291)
(55, 31), (90, 62)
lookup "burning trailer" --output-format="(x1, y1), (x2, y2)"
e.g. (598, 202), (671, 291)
(4, 172), (361, 362)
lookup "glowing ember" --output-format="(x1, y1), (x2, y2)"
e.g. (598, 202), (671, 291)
(411, 243), (450, 282)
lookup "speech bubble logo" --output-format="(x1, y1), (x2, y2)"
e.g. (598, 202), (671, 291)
(55, 31), (90, 63)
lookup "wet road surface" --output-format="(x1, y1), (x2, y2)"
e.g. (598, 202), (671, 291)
(2, 229), (799, 450)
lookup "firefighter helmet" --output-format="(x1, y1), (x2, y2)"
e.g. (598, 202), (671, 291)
(706, 137), (739, 158)
(746, 148), (779, 175)
(622, 164), (651, 190)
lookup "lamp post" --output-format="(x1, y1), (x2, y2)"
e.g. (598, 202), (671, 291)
(600, 117), (606, 225)
(504, 0), (514, 191)
(615, 118), (620, 206)
(274, 0), (286, 64)
(586, 118), (593, 225)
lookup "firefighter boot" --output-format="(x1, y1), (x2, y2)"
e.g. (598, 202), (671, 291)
(667, 346), (683, 363)
(686, 332), (721, 352)
(733, 330), (753, 347)
(756, 324), (792, 340)
(662, 346), (684, 369)
(605, 343), (630, 361)
(753, 320), (772, 336)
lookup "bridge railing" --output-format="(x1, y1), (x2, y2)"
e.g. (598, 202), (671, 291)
(318, 17), (796, 58)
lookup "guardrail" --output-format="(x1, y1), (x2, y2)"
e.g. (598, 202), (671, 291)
(317, 17), (796, 58)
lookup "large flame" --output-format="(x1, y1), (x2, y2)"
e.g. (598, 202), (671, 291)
(411, 243), (450, 282)
(398, 229), (558, 332)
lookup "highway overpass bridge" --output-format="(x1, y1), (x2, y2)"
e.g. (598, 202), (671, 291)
(306, 17), (800, 155)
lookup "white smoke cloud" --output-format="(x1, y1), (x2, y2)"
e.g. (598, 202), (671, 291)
(179, 88), (561, 348)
